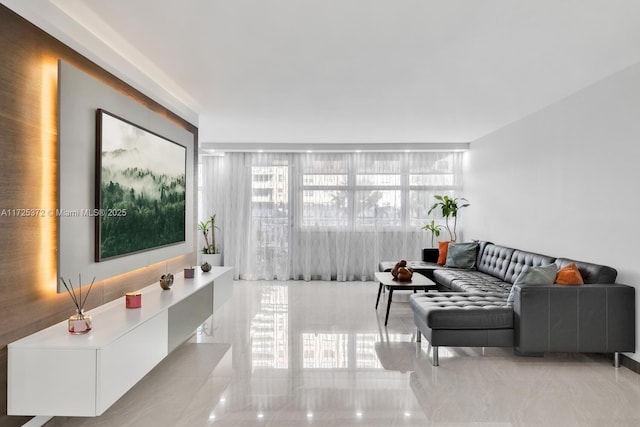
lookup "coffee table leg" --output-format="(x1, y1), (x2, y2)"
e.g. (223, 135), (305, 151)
(385, 288), (393, 326)
(375, 282), (383, 309)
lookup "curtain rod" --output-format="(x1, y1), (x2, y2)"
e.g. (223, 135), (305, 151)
(200, 142), (469, 154)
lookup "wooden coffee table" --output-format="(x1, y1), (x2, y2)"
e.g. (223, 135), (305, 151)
(374, 271), (437, 326)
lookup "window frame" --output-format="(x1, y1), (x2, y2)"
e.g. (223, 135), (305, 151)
(297, 153), (462, 230)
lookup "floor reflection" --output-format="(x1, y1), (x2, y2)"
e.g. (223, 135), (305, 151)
(47, 280), (640, 427)
(209, 280), (429, 426)
(374, 341), (420, 372)
(207, 281), (640, 426)
(302, 333), (349, 369)
(250, 284), (289, 369)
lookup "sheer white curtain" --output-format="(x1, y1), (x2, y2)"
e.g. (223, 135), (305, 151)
(200, 151), (464, 281)
(200, 153), (292, 280)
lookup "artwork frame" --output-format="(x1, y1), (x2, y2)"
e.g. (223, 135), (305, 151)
(95, 109), (187, 261)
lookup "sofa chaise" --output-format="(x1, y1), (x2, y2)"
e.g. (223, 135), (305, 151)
(388, 241), (635, 367)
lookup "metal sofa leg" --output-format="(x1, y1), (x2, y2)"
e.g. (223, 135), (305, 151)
(416, 327), (421, 342)
(614, 352), (621, 368)
(432, 346), (439, 367)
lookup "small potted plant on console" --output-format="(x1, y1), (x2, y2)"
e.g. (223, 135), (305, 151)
(198, 213), (222, 266)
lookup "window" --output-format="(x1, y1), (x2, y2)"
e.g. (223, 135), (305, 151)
(300, 152), (462, 229)
(202, 151), (464, 281)
(250, 163), (290, 267)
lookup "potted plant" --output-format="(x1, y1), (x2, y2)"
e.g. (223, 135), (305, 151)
(428, 195), (470, 242)
(198, 213), (222, 266)
(422, 219), (443, 248)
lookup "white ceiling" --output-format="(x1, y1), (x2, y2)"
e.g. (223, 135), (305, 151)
(4, 0), (640, 144)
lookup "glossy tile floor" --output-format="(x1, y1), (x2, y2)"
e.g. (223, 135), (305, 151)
(48, 281), (640, 427)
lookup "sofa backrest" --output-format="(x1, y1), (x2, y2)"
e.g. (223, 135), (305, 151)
(477, 244), (515, 281)
(555, 258), (618, 284)
(476, 240), (492, 262)
(504, 249), (556, 283)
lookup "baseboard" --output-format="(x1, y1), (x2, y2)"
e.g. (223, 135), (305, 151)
(513, 349), (544, 357)
(619, 353), (640, 374)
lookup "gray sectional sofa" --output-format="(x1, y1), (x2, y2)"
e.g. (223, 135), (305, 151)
(401, 241), (635, 366)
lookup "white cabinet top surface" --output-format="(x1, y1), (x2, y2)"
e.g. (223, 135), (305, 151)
(10, 267), (232, 349)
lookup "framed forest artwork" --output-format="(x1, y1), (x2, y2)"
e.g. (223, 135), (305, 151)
(95, 109), (186, 261)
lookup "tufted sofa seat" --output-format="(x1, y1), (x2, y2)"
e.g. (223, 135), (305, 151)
(407, 241), (635, 367)
(411, 293), (513, 330)
(432, 270), (511, 297)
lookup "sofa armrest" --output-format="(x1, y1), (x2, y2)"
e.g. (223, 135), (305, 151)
(512, 283), (635, 354)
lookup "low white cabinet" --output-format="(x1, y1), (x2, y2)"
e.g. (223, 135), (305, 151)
(7, 266), (233, 417)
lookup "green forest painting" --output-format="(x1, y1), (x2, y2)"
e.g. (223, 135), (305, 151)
(96, 110), (186, 261)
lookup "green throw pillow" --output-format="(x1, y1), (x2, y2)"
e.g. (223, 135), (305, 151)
(507, 263), (558, 305)
(445, 242), (479, 269)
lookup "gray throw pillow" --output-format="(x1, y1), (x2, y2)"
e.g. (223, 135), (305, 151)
(507, 263), (558, 305)
(445, 242), (479, 269)
(513, 263), (558, 285)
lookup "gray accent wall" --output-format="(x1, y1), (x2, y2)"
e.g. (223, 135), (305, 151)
(58, 60), (195, 290)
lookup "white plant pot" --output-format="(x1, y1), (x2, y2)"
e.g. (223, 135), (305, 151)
(201, 253), (223, 266)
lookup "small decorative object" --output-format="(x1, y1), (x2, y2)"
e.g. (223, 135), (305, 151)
(160, 273), (174, 290)
(125, 292), (142, 308)
(184, 267), (195, 279)
(68, 310), (92, 334)
(391, 260), (407, 278)
(391, 260), (413, 282)
(201, 262), (212, 272)
(396, 267), (414, 282)
(60, 275), (95, 335)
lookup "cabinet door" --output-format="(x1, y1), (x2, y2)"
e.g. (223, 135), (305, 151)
(97, 310), (168, 414)
(8, 347), (97, 416)
(214, 268), (233, 311)
(168, 282), (214, 352)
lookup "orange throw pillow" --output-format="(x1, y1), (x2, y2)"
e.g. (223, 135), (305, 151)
(437, 241), (451, 266)
(555, 263), (584, 285)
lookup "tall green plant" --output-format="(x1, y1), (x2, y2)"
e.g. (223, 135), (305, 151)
(427, 195), (470, 242)
(198, 213), (220, 254)
(421, 220), (443, 247)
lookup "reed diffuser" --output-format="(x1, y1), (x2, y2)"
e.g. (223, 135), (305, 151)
(61, 275), (95, 334)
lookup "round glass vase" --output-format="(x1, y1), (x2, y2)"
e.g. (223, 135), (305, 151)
(68, 309), (92, 334)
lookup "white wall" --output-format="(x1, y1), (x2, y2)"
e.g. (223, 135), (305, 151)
(464, 61), (640, 362)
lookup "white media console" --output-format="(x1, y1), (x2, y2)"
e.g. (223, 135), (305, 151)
(7, 266), (233, 417)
